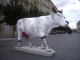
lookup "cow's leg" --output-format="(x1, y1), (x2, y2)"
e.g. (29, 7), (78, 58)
(41, 40), (45, 49)
(26, 38), (33, 47)
(17, 30), (22, 47)
(41, 36), (51, 52)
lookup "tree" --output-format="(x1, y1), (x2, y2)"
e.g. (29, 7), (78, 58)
(28, 2), (44, 17)
(2, 0), (27, 37)
(52, 26), (72, 34)
(0, 3), (2, 16)
(0, 3), (3, 23)
(2, 0), (27, 25)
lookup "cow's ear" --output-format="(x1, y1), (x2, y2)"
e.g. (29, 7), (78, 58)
(52, 9), (57, 13)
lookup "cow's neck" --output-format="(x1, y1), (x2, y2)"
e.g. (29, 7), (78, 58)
(49, 14), (60, 30)
(45, 15), (54, 32)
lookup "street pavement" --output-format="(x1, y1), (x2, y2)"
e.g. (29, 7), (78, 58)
(0, 33), (80, 60)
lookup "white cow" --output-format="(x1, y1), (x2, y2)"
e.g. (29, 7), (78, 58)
(17, 10), (68, 52)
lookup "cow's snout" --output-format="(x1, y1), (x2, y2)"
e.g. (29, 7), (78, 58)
(63, 21), (69, 27)
(66, 21), (69, 25)
(61, 21), (68, 27)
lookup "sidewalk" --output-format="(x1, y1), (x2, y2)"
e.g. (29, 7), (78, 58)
(0, 36), (36, 41)
(0, 35), (55, 41)
(0, 38), (17, 41)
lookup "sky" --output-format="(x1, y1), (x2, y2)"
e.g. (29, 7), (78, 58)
(51, 0), (80, 29)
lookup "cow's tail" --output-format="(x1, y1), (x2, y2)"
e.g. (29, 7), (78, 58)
(17, 20), (19, 31)
(17, 20), (22, 47)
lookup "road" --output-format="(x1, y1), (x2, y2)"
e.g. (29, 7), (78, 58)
(0, 33), (80, 60)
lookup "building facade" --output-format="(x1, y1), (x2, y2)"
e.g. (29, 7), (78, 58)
(77, 20), (80, 33)
(0, 0), (55, 37)
(19, 0), (53, 14)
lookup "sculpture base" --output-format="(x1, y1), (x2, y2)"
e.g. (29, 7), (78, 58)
(14, 46), (56, 57)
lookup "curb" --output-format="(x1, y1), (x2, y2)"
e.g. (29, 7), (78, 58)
(0, 35), (54, 41)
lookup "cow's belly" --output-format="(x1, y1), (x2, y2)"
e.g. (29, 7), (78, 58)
(23, 21), (38, 37)
(24, 26), (38, 37)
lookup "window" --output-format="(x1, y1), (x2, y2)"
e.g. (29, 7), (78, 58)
(2, 0), (7, 6)
(0, 0), (2, 4)
(13, 1), (15, 6)
(30, 0), (32, 3)
(43, 6), (45, 12)
(41, 0), (43, 3)
(47, 1), (48, 7)
(24, 5), (27, 11)
(0, 0), (2, 2)
(14, 25), (16, 31)
(19, 2), (21, 4)
(7, 0), (9, 3)
(42, 5), (43, 11)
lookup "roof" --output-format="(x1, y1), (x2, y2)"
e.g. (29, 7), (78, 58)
(77, 20), (80, 25)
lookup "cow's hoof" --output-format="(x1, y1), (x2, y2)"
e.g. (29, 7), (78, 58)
(29, 46), (33, 48)
(47, 50), (51, 52)
(18, 46), (21, 47)
(41, 48), (45, 50)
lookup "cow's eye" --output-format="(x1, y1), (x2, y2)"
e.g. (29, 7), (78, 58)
(57, 14), (62, 17)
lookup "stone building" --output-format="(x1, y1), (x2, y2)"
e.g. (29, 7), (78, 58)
(0, 0), (55, 37)
(19, 0), (53, 14)
(77, 20), (80, 33)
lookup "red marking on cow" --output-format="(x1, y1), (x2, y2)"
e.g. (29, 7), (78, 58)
(34, 46), (38, 48)
(22, 32), (29, 38)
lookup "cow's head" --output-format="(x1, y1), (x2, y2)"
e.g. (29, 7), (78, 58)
(51, 9), (72, 34)
(51, 9), (68, 28)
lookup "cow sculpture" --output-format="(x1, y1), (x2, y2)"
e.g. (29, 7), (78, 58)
(17, 10), (69, 52)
